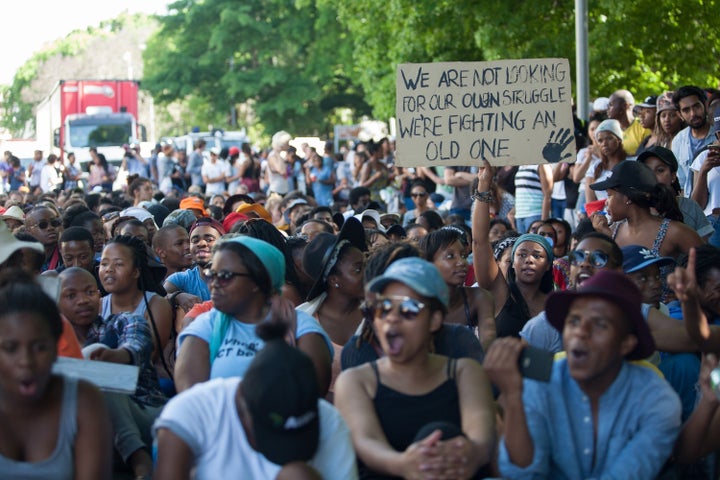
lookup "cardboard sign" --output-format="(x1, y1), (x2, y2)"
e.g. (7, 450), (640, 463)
(395, 58), (576, 167)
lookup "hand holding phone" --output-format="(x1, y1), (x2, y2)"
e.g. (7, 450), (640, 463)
(518, 345), (554, 382)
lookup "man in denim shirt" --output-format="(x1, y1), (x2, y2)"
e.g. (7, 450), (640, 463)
(486, 270), (681, 479)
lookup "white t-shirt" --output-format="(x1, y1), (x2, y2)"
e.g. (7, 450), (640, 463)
(691, 150), (720, 215)
(201, 160), (230, 195)
(586, 159), (611, 201)
(153, 377), (358, 479)
(177, 309), (333, 380)
(40, 164), (60, 193)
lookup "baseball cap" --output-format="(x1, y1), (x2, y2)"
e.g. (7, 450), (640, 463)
(162, 209), (197, 230)
(637, 95), (658, 108)
(590, 160), (658, 195)
(179, 196), (209, 216)
(367, 257), (449, 309)
(229, 146), (241, 156)
(354, 209), (386, 233)
(241, 339), (320, 465)
(0, 221), (43, 265)
(222, 212), (250, 233)
(189, 217), (226, 236)
(656, 91), (677, 113)
(545, 269), (655, 360)
(621, 245), (675, 274)
(236, 203), (273, 223)
(636, 146), (679, 173)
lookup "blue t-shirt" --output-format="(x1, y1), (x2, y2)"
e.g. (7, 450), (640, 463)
(166, 266), (210, 301)
(177, 308), (333, 380)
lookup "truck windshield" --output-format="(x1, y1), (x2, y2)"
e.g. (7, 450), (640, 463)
(68, 118), (132, 148)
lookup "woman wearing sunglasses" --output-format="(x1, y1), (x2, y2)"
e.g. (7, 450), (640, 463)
(25, 206), (64, 272)
(335, 257), (495, 479)
(402, 180), (432, 227)
(472, 160), (555, 338)
(174, 235), (333, 395)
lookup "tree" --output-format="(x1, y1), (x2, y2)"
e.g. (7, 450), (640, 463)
(142, 0), (369, 137)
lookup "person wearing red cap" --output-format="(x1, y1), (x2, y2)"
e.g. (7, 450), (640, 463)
(486, 270), (681, 479)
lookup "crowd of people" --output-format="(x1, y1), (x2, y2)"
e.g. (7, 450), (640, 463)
(0, 84), (719, 479)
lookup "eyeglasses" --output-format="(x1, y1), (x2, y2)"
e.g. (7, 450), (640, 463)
(569, 249), (610, 268)
(411, 192), (428, 198)
(202, 269), (253, 286)
(32, 218), (62, 230)
(371, 295), (427, 320)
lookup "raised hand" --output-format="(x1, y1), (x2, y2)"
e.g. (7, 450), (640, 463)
(476, 158), (493, 192)
(542, 128), (574, 163)
(667, 247), (699, 303)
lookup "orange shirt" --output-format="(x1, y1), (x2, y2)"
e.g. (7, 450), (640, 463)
(58, 315), (83, 359)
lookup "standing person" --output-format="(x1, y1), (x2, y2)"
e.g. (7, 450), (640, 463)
(513, 163), (553, 233)
(298, 218), (367, 401)
(606, 89), (650, 156)
(187, 139), (206, 192)
(444, 165), (475, 224)
(572, 114), (605, 220)
(334, 257), (496, 479)
(173, 236), (333, 395)
(637, 145), (715, 241)
(486, 270), (681, 479)
(0, 270), (112, 480)
(40, 154), (61, 193)
(266, 131), (292, 196)
(359, 142), (390, 212)
(585, 119), (627, 203)
(472, 161), (554, 337)
(62, 152), (81, 191)
(8, 155), (26, 192)
(655, 91), (685, 149)
(309, 151), (334, 207)
(120, 143), (149, 177)
(87, 150), (116, 192)
(27, 149), (44, 193)
(690, 113), (720, 247)
(672, 86), (715, 197)
(201, 147), (229, 196)
(634, 95), (659, 155)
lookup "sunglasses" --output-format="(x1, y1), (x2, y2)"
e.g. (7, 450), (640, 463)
(203, 269), (253, 286)
(569, 249), (610, 268)
(371, 295), (427, 320)
(33, 218), (62, 230)
(411, 192), (428, 198)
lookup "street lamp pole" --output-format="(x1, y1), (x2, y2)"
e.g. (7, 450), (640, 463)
(575, 0), (589, 121)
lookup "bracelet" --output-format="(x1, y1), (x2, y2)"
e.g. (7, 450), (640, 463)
(167, 291), (181, 308)
(471, 190), (493, 203)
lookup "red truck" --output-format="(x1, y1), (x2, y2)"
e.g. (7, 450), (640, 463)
(35, 79), (145, 167)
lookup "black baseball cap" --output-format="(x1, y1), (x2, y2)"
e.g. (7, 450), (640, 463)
(590, 160), (658, 195)
(636, 146), (679, 173)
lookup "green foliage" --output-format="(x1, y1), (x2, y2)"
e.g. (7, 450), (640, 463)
(142, 0), (368, 137)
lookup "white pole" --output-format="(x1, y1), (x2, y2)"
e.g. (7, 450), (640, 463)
(575, 0), (589, 121)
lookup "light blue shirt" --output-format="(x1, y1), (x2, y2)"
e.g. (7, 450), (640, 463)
(177, 308), (333, 380)
(519, 311), (562, 354)
(498, 359), (681, 480)
(672, 126), (715, 197)
(166, 266), (210, 301)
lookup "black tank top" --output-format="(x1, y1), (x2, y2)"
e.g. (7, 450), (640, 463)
(495, 282), (531, 338)
(359, 359), (461, 479)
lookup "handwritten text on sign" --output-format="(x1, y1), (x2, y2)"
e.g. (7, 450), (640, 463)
(395, 59), (576, 167)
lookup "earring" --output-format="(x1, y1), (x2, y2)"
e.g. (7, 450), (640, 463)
(625, 201), (631, 205)
(334, 283), (340, 288)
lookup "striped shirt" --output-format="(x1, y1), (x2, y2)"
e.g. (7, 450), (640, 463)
(514, 165), (544, 219)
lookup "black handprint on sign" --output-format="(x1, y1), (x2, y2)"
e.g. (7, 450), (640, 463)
(542, 128), (574, 163)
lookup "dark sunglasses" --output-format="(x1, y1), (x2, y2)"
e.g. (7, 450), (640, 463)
(33, 218), (62, 230)
(203, 269), (253, 286)
(371, 295), (427, 320)
(411, 192), (428, 198)
(569, 249), (610, 268)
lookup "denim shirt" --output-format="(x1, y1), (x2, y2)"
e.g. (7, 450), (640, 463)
(672, 126), (715, 197)
(498, 359), (681, 480)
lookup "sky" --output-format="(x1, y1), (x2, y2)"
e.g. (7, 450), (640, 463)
(1, 0), (170, 85)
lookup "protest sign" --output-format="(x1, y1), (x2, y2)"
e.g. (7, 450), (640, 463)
(395, 58), (576, 167)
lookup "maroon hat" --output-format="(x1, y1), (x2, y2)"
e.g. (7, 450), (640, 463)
(546, 270), (655, 360)
(189, 217), (226, 236)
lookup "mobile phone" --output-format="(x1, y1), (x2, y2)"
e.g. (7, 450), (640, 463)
(518, 345), (554, 382)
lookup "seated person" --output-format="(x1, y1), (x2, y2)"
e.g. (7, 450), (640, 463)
(485, 270), (682, 479)
(335, 258), (495, 479)
(154, 324), (358, 479)
(0, 270), (111, 479)
(58, 267), (166, 479)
